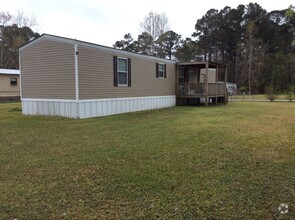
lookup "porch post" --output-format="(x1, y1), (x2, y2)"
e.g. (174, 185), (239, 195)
(215, 64), (218, 105)
(175, 65), (178, 97)
(224, 65), (228, 104)
(205, 62), (209, 107)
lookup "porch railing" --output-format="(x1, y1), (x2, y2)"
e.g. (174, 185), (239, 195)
(177, 83), (226, 96)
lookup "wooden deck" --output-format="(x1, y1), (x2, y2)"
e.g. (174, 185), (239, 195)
(176, 61), (228, 106)
(177, 82), (226, 97)
(176, 83), (227, 105)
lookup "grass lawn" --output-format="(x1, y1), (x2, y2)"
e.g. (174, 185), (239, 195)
(229, 94), (289, 101)
(0, 102), (294, 219)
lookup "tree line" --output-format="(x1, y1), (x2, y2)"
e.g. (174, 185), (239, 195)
(0, 11), (40, 69)
(114, 3), (295, 94)
(113, 12), (182, 60)
(0, 4), (294, 94)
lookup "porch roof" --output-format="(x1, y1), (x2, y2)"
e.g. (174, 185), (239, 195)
(176, 61), (226, 68)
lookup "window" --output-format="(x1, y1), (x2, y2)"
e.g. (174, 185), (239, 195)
(113, 56), (131, 87)
(118, 58), (128, 85)
(158, 63), (164, 78)
(156, 63), (166, 79)
(10, 78), (17, 86)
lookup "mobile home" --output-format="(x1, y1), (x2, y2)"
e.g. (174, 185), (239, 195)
(19, 34), (228, 119)
(0, 69), (20, 101)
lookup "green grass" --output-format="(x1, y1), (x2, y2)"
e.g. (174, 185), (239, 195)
(0, 102), (294, 219)
(229, 94), (288, 101)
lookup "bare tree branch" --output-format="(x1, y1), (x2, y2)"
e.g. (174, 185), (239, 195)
(139, 11), (170, 41)
(14, 10), (38, 28)
(0, 11), (12, 26)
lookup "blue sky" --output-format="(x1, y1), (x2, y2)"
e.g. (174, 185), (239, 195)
(1, 0), (293, 46)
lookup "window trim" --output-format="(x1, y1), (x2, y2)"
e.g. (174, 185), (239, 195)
(156, 63), (166, 79)
(117, 57), (128, 86)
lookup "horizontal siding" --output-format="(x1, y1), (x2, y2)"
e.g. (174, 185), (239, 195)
(20, 39), (75, 99)
(78, 45), (176, 99)
(0, 75), (20, 93)
(0, 91), (20, 97)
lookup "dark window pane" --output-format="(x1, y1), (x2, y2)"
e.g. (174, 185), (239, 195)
(118, 58), (127, 72)
(10, 78), (17, 86)
(118, 72), (127, 84)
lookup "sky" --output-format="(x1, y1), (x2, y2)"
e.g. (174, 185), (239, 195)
(1, 0), (294, 47)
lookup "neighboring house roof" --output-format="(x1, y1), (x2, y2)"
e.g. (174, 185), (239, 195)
(19, 33), (176, 64)
(0, 69), (20, 75)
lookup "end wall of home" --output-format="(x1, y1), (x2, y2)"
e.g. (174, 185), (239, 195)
(20, 38), (76, 100)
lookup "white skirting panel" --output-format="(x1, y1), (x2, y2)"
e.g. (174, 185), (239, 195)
(22, 99), (77, 118)
(78, 96), (176, 119)
(21, 96), (176, 119)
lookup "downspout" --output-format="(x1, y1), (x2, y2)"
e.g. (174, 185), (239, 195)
(175, 64), (178, 103)
(205, 62), (209, 107)
(19, 50), (22, 100)
(74, 44), (80, 119)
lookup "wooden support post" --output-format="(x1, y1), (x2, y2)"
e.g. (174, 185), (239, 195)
(205, 62), (209, 107)
(215, 64), (218, 105)
(224, 65), (228, 104)
(175, 65), (179, 97)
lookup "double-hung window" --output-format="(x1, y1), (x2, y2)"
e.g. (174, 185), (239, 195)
(156, 63), (166, 79)
(117, 58), (128, 85)
(158, 63), (164, 78)
(113, 56), (131, 87)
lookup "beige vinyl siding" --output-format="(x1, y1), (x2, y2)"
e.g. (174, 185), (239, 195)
(78, 45), (176, 99)
(0, 74), (20, 97)
(20, 39), (75, 99)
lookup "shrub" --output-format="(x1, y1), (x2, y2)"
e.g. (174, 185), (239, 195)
(285, 86), (294, 102)
(264, 85), (277, 102)
(239, 86), (247, 95)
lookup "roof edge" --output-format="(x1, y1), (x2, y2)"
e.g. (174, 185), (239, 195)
(0, 69), (20, 75)
(19, 33), (176, 64)
(177, 61), (226, 67)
